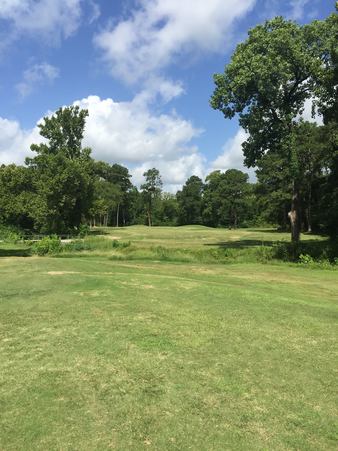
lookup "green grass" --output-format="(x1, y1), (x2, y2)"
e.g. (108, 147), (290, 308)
(58, 226), (335, 264)
(0, 227), (337, 449)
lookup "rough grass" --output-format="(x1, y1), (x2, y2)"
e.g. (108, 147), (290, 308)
(56, 226), (335, 265)
(0, 242), (337, 449)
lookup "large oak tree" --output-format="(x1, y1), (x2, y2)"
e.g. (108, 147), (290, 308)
(211, 13), (337, 241)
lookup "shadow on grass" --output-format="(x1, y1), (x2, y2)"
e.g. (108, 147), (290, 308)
(0, 248), (31, 257)
(88, 229), (110, 236)
(205, 238), (337, 261)
(204, 239), (276, 249)
(248, 228), (286, 234)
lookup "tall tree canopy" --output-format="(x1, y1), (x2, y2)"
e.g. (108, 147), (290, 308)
(141, 168), (163, 227)
(26, 106), (94, 233)
(177, 175), (204, 225)
(211, 13), (337, 241)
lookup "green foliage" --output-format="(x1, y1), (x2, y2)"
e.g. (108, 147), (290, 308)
(0, 225), (24, 243)
(77, 224), (90, 238)
(31, 236), (62, 256)
(177, 176), (204, 225)
(26, 106), (94, 234)
(62, 236), (131, 254)
(298, 253), (314, 264)
(203, 169), (254, 227)
(211, 13), (337, 241)
(0, 164), (36, 230)
(141, 168), (163, 226)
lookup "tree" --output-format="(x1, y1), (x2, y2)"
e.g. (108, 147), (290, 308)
(202, 171), (223, 227)
(141, 168), (162, 227)
(0, 164), (36, 230)
(157, 193), (179, 225)
(26, 106), (94, 233)
(255, 122), (328, 232)
(211, 14), (336, 241)
(217, 169), (252, 228)
(314, 10), (338, 238)
(177, 176), (204, 225)
(93, 162), (132, 227)
(90, 179), (122, 227)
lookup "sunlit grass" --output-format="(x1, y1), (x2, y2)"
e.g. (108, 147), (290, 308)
(0, 252), (337, 450)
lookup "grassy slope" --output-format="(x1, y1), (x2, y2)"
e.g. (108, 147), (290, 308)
(1, 231), (337, 450)
(98, 225), (326, 248)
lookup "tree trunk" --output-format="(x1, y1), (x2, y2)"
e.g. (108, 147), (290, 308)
(306, 181), (312, 233)
(147, 208), (152, 227)
(116, 203), (120, 228)
(234, 211), (238, 228)
(288, 180), (301, 242)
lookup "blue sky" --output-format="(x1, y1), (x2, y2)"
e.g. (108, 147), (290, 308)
(0, 0), (333, 190)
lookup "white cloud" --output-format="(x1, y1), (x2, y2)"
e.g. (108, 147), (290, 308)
(132, 153), (206, 192)
(0, 93), (204, 190)
(289, 0), (311, 20)
(88, 0), (100, 24)
(16, 63), (59, 99)
(94, 0), (255, 83)
(0, 0), (82, 42)
(133, 77), (185, 106)
(0, 0), (100, 48)
(74, 94), (202, 164)
(0, 117), (41, 165)
(211, 128), (256, 180)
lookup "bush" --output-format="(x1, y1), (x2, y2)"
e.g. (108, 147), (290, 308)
(78, 224), (90, 238)
(112, 240), (131, 249)
(0, 225), (24, 243)
(31, 235), (62, 256)
(298, 253), (314, 264)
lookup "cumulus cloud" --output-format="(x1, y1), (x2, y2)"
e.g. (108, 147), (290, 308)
(0, 93), (204, 190)
(132, 153), (206, 192)
(211, 128), (256, 180)
(94, 0), (255, 83)
(0, 0), (100, 49)
(0, 117), (41, 165)
(16, 63), (60, 99)
(75, 94), (202, 164)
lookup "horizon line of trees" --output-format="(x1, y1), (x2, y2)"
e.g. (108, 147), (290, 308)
(1, 7), (337, 242)
(0, 107), (336, 239)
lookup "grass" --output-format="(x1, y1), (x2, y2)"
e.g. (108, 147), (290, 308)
(0, 227), (337, 449)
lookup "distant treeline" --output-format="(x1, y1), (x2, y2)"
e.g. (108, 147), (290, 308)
(0, 106), (336, 239)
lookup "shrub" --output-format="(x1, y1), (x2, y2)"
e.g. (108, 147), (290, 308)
(31, 235), (62, 256)
(0, 225), (24, 243)
(298, 253), (314, 264)
(78, 224), (90, 238)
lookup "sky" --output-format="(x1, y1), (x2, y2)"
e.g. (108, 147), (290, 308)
(0, 0), (334, 191)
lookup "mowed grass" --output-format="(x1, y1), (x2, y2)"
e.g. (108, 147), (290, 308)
(97, 224), (325, 249)
(1, 232), (337, 450)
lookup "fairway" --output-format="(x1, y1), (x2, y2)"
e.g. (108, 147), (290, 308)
(1, 230), (337, 450)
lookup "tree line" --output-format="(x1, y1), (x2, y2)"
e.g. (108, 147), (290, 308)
(0, 7), (337, 242)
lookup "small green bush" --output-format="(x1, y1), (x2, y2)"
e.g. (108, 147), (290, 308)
(298, 253), (314, 264)
(0, 225), (23, 243)
(112, 240), (131, 249)
(31, 235), (62, 256)
(78, 224), (90, 238)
